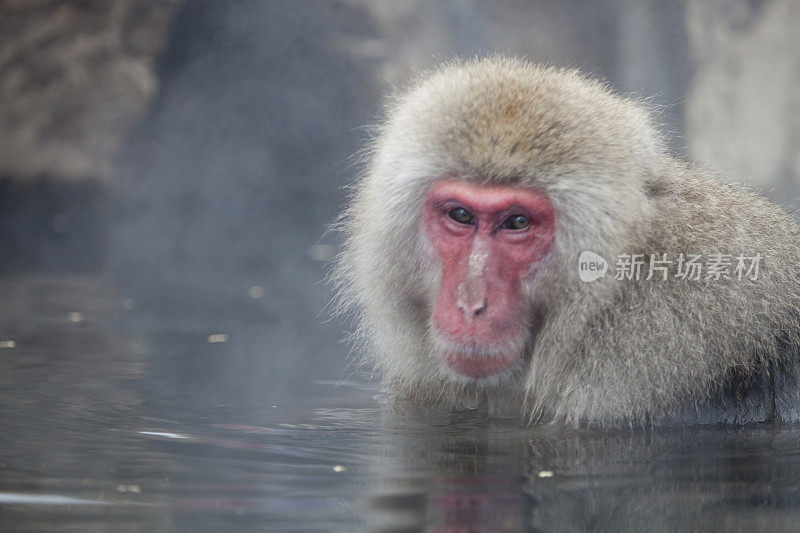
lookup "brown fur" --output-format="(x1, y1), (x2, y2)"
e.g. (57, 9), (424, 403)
(332, 56), (800, 426)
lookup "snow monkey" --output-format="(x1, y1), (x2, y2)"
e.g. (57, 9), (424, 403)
(332, 57), (800, 427)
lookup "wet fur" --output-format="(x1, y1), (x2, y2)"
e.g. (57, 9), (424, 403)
(331, 57), (800, 427)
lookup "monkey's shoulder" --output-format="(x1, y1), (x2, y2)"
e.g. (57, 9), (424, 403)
(645, 167), (800, 257)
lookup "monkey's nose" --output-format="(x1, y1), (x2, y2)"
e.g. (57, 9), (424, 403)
(456, 281), (487, 318)
(458, 299), (487, 318)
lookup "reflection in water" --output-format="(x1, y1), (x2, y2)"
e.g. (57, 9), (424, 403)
(348, 405), (800, 531)
(2, 275), (800, 530)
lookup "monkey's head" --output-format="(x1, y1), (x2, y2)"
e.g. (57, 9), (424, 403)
(334, 57), (666, 408)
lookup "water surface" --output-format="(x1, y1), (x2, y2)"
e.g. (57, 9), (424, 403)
(2, 275), (800, 531)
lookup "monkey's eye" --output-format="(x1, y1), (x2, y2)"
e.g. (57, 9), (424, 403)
(502, 214), (530, 230)
(448, 207), (474, 225)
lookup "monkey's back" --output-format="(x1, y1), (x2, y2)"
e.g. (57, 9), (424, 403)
(628, 164), (800, 425)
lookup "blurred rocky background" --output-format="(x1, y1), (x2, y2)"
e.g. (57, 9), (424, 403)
(1, 0), (799, 334)
(0, 0), (181, 270)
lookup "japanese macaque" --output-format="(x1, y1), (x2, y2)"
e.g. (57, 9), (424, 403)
(332, 56), (800, 426)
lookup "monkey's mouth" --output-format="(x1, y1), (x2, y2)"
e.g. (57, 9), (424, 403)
(442, 350), (520, 379)
(433, 334), (525, 379)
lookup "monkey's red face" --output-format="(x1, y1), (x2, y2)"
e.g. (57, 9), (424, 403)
(424, 180), (555, 379)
